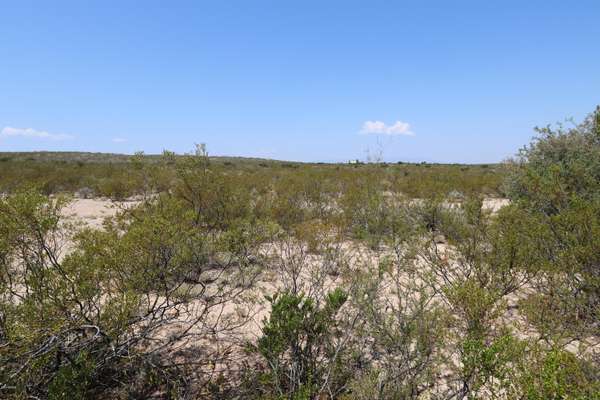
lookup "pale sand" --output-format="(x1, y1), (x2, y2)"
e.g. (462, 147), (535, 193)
(482, 197), (510, 212)
(61, 198), (139, 229)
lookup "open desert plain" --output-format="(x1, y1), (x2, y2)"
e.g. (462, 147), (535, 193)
(1, 2), (599, 399)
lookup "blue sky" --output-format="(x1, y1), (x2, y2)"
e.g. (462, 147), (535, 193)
(1, 1), (599, 163)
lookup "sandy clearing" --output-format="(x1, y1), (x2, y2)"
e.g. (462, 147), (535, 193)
(482, 198), (510, 212)
(61, 198), (139, 228)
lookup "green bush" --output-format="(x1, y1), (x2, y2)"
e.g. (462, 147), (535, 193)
(253, 288), (350, 399)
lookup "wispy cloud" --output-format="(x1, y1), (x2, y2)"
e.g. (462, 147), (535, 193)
(112, 137), (127, 143)
(360, 120), (415, 136)
(0, 126), (74, 140)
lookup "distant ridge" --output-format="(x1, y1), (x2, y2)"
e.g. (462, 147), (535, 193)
(0, 151), (498, 167)
(0, 151), (303, 165)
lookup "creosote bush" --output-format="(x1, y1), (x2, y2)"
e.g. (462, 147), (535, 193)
(253, 289), (350, 399)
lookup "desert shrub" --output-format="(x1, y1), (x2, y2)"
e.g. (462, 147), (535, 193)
(0, 178), (264, 398)
(251, 288), (353, 399)
(339, 174), (390, 246)
(516, 347), (600, 400)
(169, 146), (255, 234)
(457, 334), (526, 397)
(412, 196), (447, 233)
(507, 106), (600, 213)
(347, 243), (446, 399)
(413, 196), (544, 398)
(96, 176), (131, 199)
(268, 180), (311, 231)
(505, 106), (600, 340)
(514, 196), (600, 339)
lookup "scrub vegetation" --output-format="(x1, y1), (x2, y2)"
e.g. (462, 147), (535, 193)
(0, 151), (504, 201)
(1, 108), (599, 399)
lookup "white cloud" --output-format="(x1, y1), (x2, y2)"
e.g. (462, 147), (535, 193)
(112, 137), (127, 143)
(360, 120), (415, 136)
(0, 126), (74, 140)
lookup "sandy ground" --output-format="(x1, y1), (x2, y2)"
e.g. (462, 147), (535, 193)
(61, 198), (139, 228)
(61, 197), (512, 228)
(482, 198), (510, 212)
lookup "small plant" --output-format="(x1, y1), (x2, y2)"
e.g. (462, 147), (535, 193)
(254, 288), (350, 399)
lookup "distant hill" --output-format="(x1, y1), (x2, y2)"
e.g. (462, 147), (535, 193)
(0, 151), (498, 167)
(0, 151), (302, 166)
